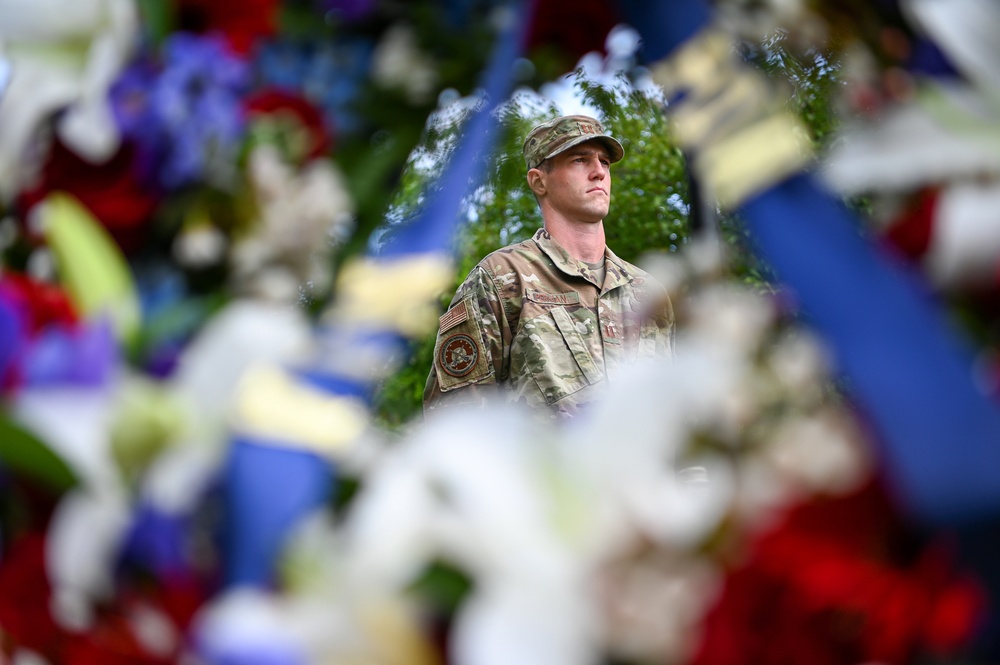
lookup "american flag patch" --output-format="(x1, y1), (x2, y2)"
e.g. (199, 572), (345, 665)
(439, 301), (469, 332)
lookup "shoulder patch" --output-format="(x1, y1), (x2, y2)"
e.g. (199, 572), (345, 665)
(438, 333), (479, 378)
(433, 296), (493, 391)
(439, 300), (469, 333)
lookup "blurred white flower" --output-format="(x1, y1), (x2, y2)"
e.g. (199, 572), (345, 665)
(46, 487), (130, 631)
(13, 384), (121, 490)
(170, 298), (314, 443)
(0, 0), (139, 199)
(218, 253), (876, 664)
(597, 553), (719, 664)
(765, 328), (831, 396)
(731, 456), (797, 532)
(904, 0), (1000, 91)
(452, 581), (599, 665)
(172, 224), (228, 269)
(341, 405), (603, 664)
(682, 284), (777, 353)
(371, 23), (438, 105)
(925, 181), (1000, 289)
(763, 408), (871, 495)
(233, 144), (355, 304)
(575, 354), (738, 549)
(189, 588), (308, 665)
(821, 88), (1000, 194)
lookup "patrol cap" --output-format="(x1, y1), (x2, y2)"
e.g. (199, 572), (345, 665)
(522, 115), (625, 170)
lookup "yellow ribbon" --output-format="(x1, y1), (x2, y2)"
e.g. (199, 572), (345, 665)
(232, 364), (369, 458)
(650, 29), (813, 208)
(327, 253), (454, 337)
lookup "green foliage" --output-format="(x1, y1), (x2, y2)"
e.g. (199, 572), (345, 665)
(374, 73), (694, 427)
(372, 334), (437, 429)
(744, 29), (842, 150)
(374, 43), (843, 428)
(584, 75), (691, 260)
(719, 30), (845, 289)
(0, 417), (78, 493)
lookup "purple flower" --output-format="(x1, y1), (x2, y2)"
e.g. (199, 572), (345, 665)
(0, 298), (27, 387)
(111, 33), (250, 189)
(319, 0), (378, 23)
(22, 318), (119, 387)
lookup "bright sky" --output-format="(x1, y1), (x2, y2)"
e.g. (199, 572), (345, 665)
(536, 24), (659, 115)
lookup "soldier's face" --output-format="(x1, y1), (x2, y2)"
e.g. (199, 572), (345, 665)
(542, 142), (612, 224)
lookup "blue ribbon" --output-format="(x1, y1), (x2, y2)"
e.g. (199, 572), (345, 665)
(120, 501), (193, 578)
(379, 0), (530, 258)
(743, 175), (1000, 524)
(617, 0), (710, 64)
(219, 0), (528, 591)
(627, 0), (1000, 525)
(223, 437), (334, 587)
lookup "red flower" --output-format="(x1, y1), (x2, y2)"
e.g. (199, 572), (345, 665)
(881, 187), (939, 262)
(245, 89), (335, 163)
(0, 272), (78, 334)
(0, 272), (79, 391)
(19, 140), (160, 256)
(174, 0), (281, 55)
(527, 0), (620, 69)
(0, 531), (206, 664)
(691, 481), (986, 665)
(0, 532), (67, 659)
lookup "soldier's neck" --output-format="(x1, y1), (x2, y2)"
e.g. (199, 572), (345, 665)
(544, 218), (606, 264)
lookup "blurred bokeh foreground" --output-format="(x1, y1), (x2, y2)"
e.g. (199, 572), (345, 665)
(0, 0), (1000, 664)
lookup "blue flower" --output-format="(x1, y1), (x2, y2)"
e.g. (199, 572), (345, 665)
(111, 33), (251, 189)
(255, 38), (373, 139)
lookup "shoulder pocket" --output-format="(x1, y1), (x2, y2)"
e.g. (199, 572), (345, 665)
(433, 298), (494, 391)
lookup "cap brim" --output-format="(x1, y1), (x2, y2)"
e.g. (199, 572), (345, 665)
(545, 134), (625, 165)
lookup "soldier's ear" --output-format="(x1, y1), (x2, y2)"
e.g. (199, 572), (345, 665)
(526, 169), (546, 196)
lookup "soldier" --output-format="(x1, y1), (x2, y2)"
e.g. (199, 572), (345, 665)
(423, 114), (674, 418)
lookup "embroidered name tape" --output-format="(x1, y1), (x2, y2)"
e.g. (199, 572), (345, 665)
(527, 290), (581, 305)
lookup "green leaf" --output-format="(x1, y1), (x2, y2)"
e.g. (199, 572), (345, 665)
(135, 0), (174, 47)
(0, 416), (78, 493)
(42, 193), (142, 346)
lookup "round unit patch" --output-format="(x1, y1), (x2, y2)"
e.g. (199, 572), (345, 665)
(439, 333), (479, 378)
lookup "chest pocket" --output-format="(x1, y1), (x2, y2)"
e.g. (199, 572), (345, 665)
(515, 296), (603, 405)
(550, 307), (602, 384)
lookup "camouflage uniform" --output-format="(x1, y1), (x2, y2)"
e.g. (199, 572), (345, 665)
(423, 228), (674, 418)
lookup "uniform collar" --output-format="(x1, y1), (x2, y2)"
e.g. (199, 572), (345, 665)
(532, 228), (633, 291)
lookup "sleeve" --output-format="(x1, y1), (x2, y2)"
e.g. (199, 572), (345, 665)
(637, 278), (675, 360)
(655, 289), (676, 358)
(423, 265), (507, 415)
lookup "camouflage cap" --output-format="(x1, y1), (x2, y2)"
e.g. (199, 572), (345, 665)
(522, 115), (625, 170)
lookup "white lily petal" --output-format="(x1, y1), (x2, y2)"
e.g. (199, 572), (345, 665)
(171, 299), (313, 437)
(927, 181), (1000, 288)
(191, 589), (306, 665)
(905, 0), (1000, 90)
(46, 487), (130, 630)
(452, 582), (599, 665)
(821, 88), (1000, 194)
(0, 0), (112, 39)
(343, 460), (439, 591)
(621, 456), (735, 547)
(13, 386), (120, 490)
(0, 65), (81, 199)
(0, 0), (137, 198)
